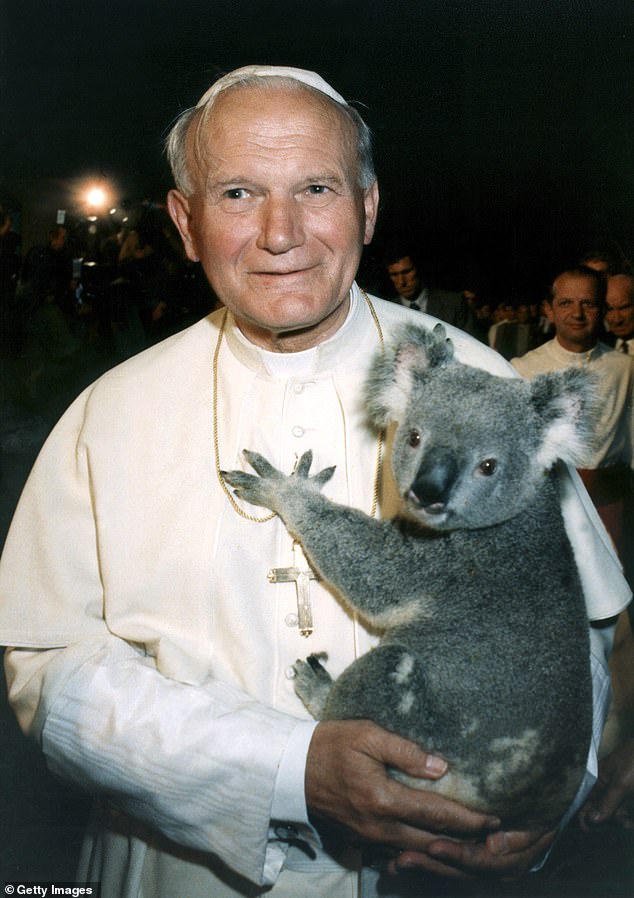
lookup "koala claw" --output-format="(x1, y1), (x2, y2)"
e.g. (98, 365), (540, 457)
(293, 653), (333, 718)
(242, 449), (282, 479)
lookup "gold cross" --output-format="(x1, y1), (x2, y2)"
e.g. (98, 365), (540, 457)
(268, 541), (319, 637)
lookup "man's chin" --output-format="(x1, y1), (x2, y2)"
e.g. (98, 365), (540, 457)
(234, 297), (350, 350)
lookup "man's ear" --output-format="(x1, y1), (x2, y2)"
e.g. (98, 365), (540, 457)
(363, 181), (379, 245)
(167, 189), (200, 262)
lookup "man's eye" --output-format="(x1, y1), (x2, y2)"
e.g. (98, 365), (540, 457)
(224, 188), (249, 200)
(306, 185), (329, 196)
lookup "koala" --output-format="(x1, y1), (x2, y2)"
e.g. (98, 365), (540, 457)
(222, 322), (598, 829)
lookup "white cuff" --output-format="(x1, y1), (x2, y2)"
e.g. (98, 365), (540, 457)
(270, 718), (319, 825)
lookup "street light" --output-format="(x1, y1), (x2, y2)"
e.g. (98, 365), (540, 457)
(86, 186), (107, 210)
(73, 178), (116, 217)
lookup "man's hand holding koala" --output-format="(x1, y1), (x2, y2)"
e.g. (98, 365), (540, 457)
(304, 719), (556, 880)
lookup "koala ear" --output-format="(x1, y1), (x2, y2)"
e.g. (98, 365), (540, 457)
(365, 323), (455, 428)
(530, 367), (600, 469)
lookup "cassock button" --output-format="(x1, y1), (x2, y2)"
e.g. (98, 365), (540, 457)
(292, 426), (305, 438)
(284, 666), (296, 680)
(285, 613), (299, 627)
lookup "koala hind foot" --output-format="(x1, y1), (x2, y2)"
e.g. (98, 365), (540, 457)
(293, 653), (333, 719)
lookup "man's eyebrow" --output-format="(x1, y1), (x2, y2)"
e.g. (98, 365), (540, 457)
(303, 174), (344, 184)
(206, 177), (253, 189)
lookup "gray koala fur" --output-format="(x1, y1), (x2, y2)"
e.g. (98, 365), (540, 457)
(222, 322), (598, 829)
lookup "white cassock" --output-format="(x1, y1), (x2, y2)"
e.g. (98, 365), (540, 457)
(0, 285), (630, 898)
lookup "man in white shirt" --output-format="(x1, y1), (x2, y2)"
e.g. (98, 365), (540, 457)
(0, 68), (630, 898)
(512, 266), (633, 600)
(512, 268), (633, 473)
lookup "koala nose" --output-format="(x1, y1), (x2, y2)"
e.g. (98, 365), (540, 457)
(410, 447), (458, 512)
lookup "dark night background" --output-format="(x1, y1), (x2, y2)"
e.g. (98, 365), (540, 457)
(1, 0), (634, 892)
(1, 0), (633, 299)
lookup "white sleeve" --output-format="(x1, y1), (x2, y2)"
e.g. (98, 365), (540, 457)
(4, 637), (310, 887)
(531, 623), (614, 871)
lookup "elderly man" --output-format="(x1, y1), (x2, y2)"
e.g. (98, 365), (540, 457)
(606, 273), (634, 356)
(0, 67), (630, 898)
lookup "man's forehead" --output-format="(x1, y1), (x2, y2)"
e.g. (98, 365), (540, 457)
(389, 257), (416, 271)
(607, 280), (634, 305)
(553, 274), (599, 297)
(200, 85), (351, 150)
(213, 82), (343, 123)
(195, 86), (357, 178)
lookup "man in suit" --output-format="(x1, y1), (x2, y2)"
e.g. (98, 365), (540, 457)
(385, 252), (479, 338)
(606, 274), (634, 356)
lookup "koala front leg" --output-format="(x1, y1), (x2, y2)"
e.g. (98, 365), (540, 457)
(223, 450), (421, 626)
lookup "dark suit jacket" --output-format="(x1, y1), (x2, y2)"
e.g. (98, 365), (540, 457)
(396, 288), (480, 340)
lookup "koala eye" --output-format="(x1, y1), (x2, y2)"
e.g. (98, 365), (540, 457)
(407, 430), (421, 448)
(478, 458), (498, 476)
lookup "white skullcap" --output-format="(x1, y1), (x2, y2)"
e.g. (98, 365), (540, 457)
(195, 64), (348, 109)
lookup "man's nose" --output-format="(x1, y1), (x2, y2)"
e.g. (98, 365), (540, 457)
(256, 196), (305, 253)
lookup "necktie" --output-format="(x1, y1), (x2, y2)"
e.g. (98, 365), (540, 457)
(409, 302), (420, 311)
(619, 341), (630, 354)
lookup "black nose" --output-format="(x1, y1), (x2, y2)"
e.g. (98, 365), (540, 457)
(410, 447), (458, 510)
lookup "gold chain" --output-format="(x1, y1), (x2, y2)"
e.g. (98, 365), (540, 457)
(213, 289), (385, 522)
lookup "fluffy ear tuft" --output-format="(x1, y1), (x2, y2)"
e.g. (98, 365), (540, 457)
(530, 368), (601, 469)
(364, 323), (455, 428)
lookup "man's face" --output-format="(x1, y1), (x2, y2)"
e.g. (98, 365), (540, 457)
(546, 273), (602, 352)
(168, 86), (378, 349)
(386, 256), (421, 300)
(605, 277), (634, 340)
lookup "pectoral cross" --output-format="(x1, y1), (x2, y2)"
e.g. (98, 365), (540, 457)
(268, 541), (319, 637)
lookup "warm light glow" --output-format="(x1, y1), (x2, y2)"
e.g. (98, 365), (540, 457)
(86, 186), (107, 208)
(71, 176), (119, 217)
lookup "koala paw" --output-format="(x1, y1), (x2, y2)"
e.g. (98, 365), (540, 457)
(293, 653), (333, 719)
(221, 450), (284, 511)
(221, 450), (335, 513)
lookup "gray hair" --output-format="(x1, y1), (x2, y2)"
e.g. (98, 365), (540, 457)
(165, 74), (376, 196)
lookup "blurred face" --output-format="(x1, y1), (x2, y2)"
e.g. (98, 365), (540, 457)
(168, 85), (378, 350)
(546, 273), (601, 352)
(386, 256), (421, 300)
(605, 276), (634, 340)
(583, 258), (609, 275)
(516, 304), (530, 323)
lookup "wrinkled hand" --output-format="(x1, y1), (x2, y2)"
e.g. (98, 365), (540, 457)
(306, 720), (510, 879)
(579, 738), (634, 831)
(394, 828), (556, 880)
